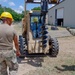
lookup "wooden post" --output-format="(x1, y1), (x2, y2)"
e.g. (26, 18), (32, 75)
(24, 0), (26, 16)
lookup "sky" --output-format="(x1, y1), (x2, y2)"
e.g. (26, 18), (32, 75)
(0, 0), (62, 13)
(0, 0), (25, 13)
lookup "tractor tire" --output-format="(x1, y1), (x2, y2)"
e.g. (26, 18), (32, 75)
(19, 35), (26, 58)
(49, 38), (59, 57)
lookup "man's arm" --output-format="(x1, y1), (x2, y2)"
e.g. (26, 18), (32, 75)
(13, 35), (21, 56)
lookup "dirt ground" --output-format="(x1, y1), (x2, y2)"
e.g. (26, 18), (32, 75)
(13, 24), (75, 75)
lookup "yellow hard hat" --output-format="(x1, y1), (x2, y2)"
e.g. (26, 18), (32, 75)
(0, 12), (14, 21)
(33, 17), (38, 22)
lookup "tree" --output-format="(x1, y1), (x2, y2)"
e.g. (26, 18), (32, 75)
(32, 7), (41, 10)
(0, 6), (24, 21)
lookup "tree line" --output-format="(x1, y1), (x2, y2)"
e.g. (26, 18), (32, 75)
(0, 5), (40, 21)
(0, 5), (24, 21)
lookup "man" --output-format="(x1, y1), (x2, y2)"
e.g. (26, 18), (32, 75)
(0, 12), (21, 75)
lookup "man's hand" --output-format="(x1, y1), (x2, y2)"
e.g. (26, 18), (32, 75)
(16, 51), (21, 56)
(13, 35), (21, 56)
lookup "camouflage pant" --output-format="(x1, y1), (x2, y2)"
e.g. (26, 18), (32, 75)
(0, 50), (18, 75)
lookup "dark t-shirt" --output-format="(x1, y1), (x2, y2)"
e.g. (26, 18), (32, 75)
(0, 24), (16, 50)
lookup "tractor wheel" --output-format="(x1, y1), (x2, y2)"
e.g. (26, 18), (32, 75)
(19, 35), (26, 58)
(49, 38), (59, 57)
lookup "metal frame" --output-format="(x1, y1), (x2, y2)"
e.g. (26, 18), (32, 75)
(24, 0), (60, 15)
(25, 0), (60, 4)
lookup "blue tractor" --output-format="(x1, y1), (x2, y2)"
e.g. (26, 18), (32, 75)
(19, 0), (60, 57)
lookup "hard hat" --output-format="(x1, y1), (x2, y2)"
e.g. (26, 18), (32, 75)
(0, 12), (14, 21)
(33, 17), (38, 22)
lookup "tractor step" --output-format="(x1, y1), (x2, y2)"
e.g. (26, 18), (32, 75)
(20, 50), (49, 57)
(25, 53), (48, 57)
